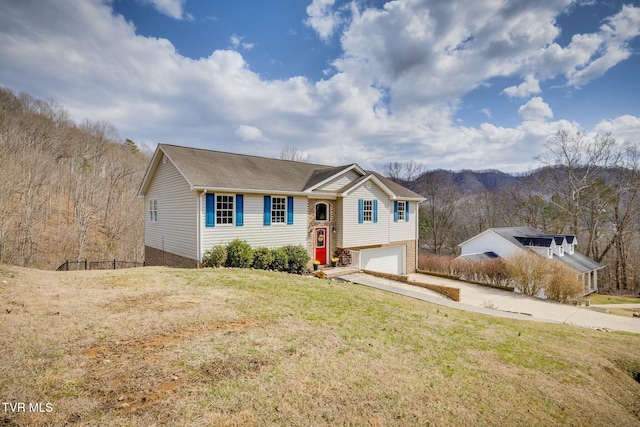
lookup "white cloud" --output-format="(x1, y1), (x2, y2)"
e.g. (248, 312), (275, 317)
(503, 75), (541, 98)
(230, 34), (255, 50)
(0, 0), (638, 174)
(534, 5), (640, 87)
(235, 124), (270, 142)
(335, 0), (568, 113)
(305, 0), (341, 41)
(594, 115), (640, 144)
(145, 0), (192, 20)
(518, 97), (553, 121)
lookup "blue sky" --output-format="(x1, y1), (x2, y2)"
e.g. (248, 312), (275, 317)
(1, 0), (639, 172)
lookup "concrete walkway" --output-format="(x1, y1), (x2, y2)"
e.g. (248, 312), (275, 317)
(339, 272), (640, 334)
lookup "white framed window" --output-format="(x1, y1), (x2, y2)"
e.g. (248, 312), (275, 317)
(315, 202), (329, 221)
(397, 201), (406, 221)
(363, 200), (373, 222)
(149, 199), (157, 222)
(272, 197), (286, 224)
(216, 195), (234, 225)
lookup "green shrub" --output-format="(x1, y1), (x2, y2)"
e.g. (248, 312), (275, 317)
(270, 248), (289, 272)
(253, 247), (273, 270)
(225, 239), (254, 268)
(202, 245), (227, 268)
(282, 245), (310, 274)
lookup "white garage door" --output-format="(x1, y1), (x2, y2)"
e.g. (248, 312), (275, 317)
(360, 246), (405, 275)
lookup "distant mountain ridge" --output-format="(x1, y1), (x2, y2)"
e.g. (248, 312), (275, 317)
(416, 168), (522, 194)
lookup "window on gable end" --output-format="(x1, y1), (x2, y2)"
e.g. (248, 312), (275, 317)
(315, 202), (328, 221)
(363, 200), (373, 222)
(397, 201), (405, 221)
(149, 199), (158, 222)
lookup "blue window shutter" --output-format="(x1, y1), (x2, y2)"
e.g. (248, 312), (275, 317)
(358, 199), (364, 224)
(206, 193), (215, 227)
(236, 194), (244, 226)
(393, 201), (398, 222)
(405, 201), (410, 222)
(287, 196), (294, 225)
(263, 196), (271, 226)
(373, 200), (378, 223)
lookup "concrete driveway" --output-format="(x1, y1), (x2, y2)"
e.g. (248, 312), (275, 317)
(339, 272), (640, 334)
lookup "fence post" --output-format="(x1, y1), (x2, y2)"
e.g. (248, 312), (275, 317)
(85, 259), (88, 270)
(113, 259), (116, 269)
(65, 260), (69, 271)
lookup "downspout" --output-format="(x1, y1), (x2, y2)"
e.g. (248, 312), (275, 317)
(197, 190), (203, 264)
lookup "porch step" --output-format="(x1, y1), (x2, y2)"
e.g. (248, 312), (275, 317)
(315, 267), (361, 279)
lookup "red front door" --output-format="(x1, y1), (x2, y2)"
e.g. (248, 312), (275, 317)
(315, 227), (327, 265)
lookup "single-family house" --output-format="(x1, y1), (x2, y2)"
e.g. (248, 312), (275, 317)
(137, 144), (424, 274)
(458, 226), (605, 294)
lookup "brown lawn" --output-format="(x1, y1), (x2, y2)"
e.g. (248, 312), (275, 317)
(1, 265), (639, 426)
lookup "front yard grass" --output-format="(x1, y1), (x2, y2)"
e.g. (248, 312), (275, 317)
(587, 293), (640, 305)
(1, 265), (639, 426)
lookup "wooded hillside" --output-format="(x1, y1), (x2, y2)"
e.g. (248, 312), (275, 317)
(0, 87), (149, 269)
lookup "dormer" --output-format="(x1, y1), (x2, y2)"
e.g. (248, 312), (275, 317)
(553, 236), (567, 257)
(514, 236), (555, 259)
(565, 235), (576, 255)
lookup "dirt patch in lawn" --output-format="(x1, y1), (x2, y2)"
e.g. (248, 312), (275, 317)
(82, 318), (269, 414)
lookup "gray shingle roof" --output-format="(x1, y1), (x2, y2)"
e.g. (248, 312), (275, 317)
(304, 165), (357, 190)
(160, 144), (339, 192)
(368, 171), (424, 200)
(459, 251), (500, 262)
(558, 251), (605, 273)
(144, 144), (423, 200)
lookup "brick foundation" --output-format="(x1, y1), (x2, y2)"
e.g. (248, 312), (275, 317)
(145, 246), (198, 268)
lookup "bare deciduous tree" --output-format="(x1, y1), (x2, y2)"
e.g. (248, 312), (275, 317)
(416, 172), (460, 255)
(383, 160), (424, 189)
(280, 146), (310, 163)
(0, 87), (147, 268)
(537, 130), (640, 290)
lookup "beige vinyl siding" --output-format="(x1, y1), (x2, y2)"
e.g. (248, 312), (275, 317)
(340, 183), (390, 247)
(389, 201), (417, 242)
(316, 170), (360, 191)
(199, 193), (307, 257)
(335, 199), (344, 247)
(144, 156), (198, 260)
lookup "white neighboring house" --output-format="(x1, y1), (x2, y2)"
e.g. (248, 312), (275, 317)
(458, 226), (605, 294)
(137, 144), (425, 274)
